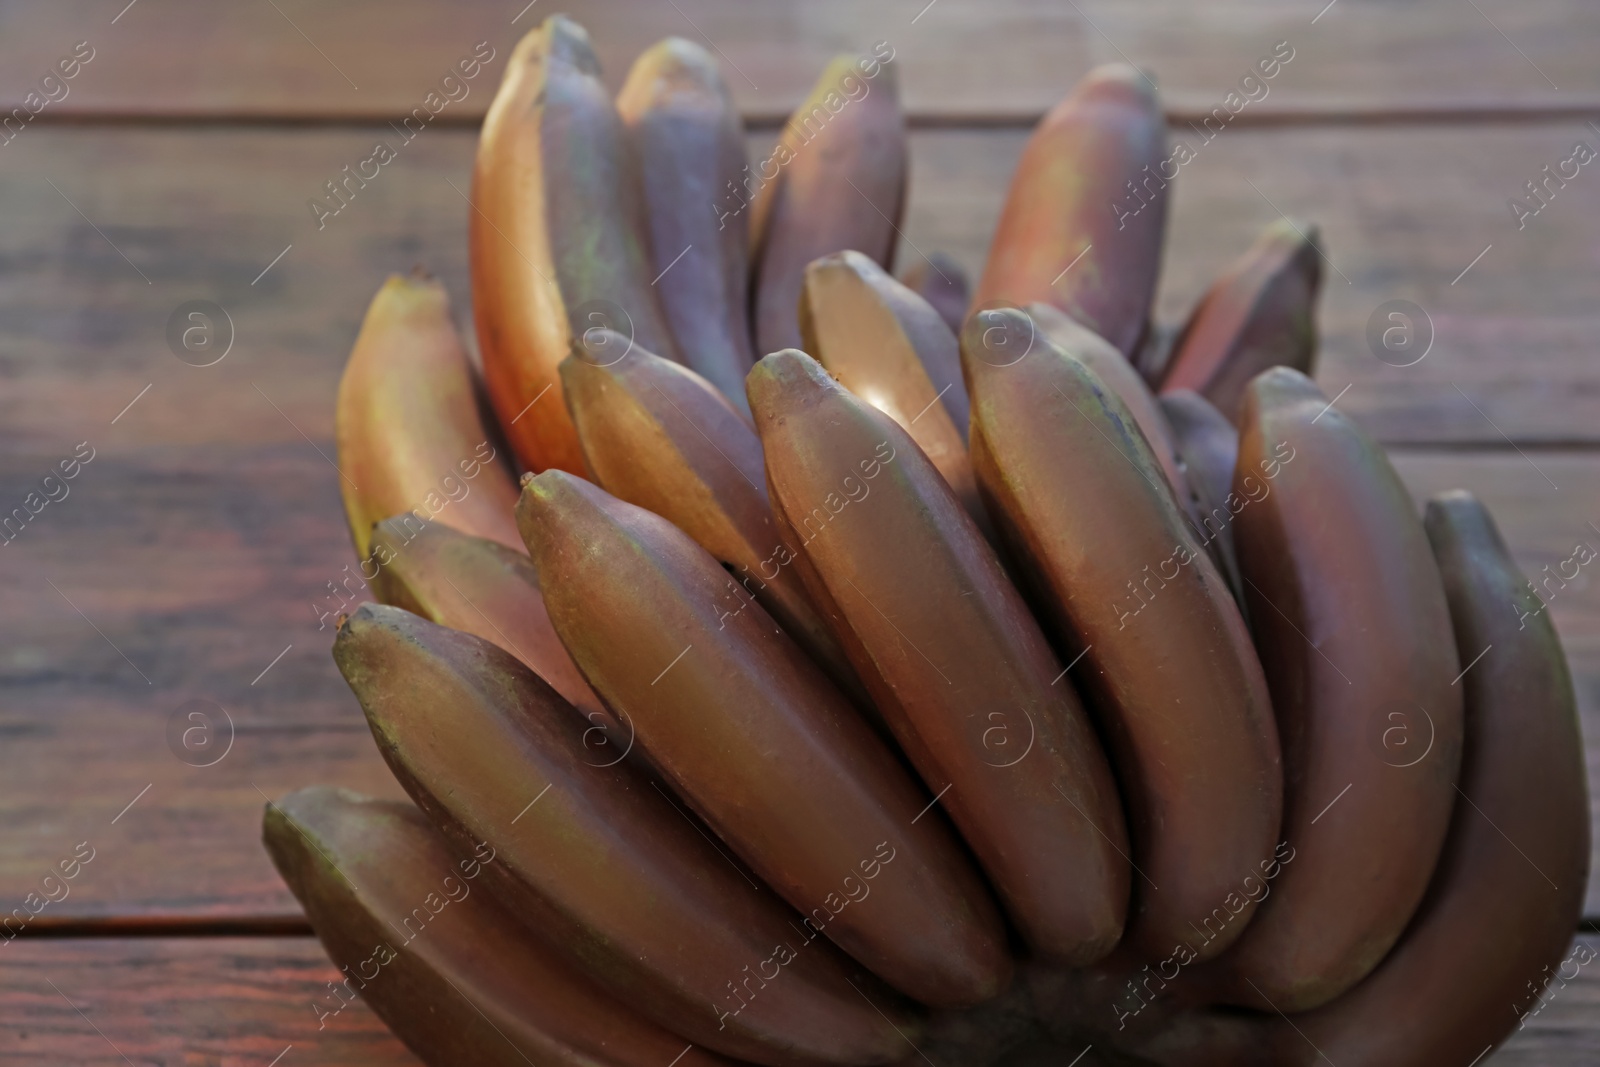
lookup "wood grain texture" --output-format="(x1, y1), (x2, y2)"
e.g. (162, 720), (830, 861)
(0, 935), (1595, 1065)
(1, 938), (418, 1066)
(0, 0), (1595, 123)
(2, 448), (1597, 920)
(0, 122), (1597, 918)
(2, 122), (1598, 453)
(0, 73), (1596, 934)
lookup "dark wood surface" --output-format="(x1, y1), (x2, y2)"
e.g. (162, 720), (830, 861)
(1, 0), (1597, 1060)
(1, 935), (1596, 1065)
(1, 0), (1597, 120)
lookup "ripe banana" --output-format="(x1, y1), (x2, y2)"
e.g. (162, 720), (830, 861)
(749, 53), (907, 355)
(1157, 389), (1245, 605)
(519, 470), (1013, 1009)
(1293, 491), (1590, 1063)
(748, 349), (1131, 966)
(558, 333), (860, 699)
(335, 272), (522, 558)
(1026, 302), (1189, 507)
(899, 252), (971, 336)
(1126, 492), (1590, 1067)
(472, 15), (679, 476)
(364, 516), (619, 753)
(334, 603), (914, 1066)
(264, 786), (736, 1067)
(974, 65), (1167, 357)
(1160, 218), (1322, 420)
(799, 250), (982, 528)
(618, 38), (756, 416)
(960, 307), (1281, 963)
(1213, 367), (1462, 1012)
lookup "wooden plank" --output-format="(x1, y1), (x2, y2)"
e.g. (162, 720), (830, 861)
(3, 451), (1598, 920)
(0, 123), (1593, 451)
(1, 123), (1596, 453)
(2, 125), (1598, 918)
(0, 0), (1595, 123)
(902, 124), (1600, 449)
(2, 935), (1596, 1064)
(1, 938), (417, 1065)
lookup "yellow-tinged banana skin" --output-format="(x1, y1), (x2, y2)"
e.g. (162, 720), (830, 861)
(264, 787), (737, 1067)
(750, 52), (907, 355)
(1026, 303), (1189, 507)
(960, 308), (1281, 964)
(618, 38), (756, 416)
(1212, 367), (1463, 1012)
(749, 348), (1131, 966)
(519, 471), (1014, 1009)
(336, 272), (523, 559)
(472, 15), (680, 477)
(800, 250), (982, 529)
(334, 603), (917, 1066)
(366, 516), (621, 754)
(559, 334), (863, 702)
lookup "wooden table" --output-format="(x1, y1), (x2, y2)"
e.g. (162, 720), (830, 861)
(2, 0), (1598, 1061)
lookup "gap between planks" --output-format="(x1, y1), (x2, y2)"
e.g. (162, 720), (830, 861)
(17, 100), (1600, 132)
(13, 915), (1600, 939)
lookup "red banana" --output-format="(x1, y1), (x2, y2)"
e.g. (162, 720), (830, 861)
(749, 348), (1131, 966)
(1213, 367), (1462, 1012)
(334, 603), (915, 1066)
(960, 307), (1281, 963)
(1160, 218), (1322, 421)
(974, 65), (1168, 357)
(264, 786), (737, 1067)
(618, 38), (756, 416)
(335, 272), (523, 558)
(519, 471), (1013, 1008)
(749, 51), (907, 355)
(472, 15), (679, 476)
(558, 334), (860, 698)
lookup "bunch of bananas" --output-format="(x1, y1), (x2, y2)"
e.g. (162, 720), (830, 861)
(265, 16), (1589, 1067)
